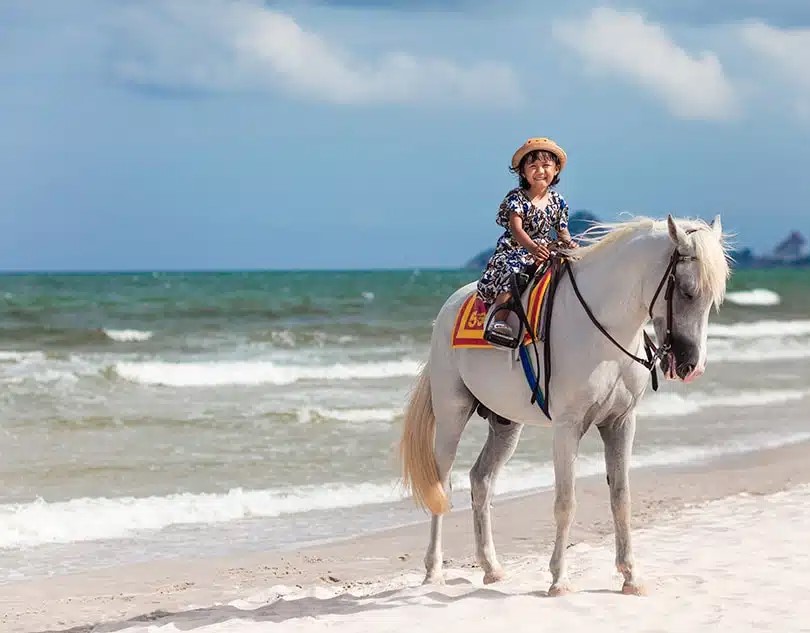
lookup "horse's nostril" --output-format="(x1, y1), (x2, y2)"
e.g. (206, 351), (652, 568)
(680, 363), (695, 377)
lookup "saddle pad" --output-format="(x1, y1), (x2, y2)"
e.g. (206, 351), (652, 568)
(451, 267), (553, 348)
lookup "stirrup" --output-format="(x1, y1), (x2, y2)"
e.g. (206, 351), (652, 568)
(483, 320), (518, 349)
(483, 303), (522, 351)
(483, 324), (519, 349)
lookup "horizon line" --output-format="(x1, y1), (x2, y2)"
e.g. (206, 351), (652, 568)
(0, 266), (475, 276)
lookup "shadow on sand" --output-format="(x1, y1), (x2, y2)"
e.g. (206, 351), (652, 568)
(36, 577), (583, 633)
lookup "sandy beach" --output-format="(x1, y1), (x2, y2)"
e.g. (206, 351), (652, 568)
(4, 439), (810, 633)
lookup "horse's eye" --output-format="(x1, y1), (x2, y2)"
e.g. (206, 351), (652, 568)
(680, 287), (695, 301)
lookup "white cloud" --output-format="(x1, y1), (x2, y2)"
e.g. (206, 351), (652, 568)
(552, 8), (737, 120)
(739, 22), (810, 119)
(112, 0), (521, 107)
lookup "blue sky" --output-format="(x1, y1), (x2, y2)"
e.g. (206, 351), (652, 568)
(1, 1), (808, 270)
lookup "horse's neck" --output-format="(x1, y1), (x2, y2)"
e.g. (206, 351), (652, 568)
(565, 233), (668, 342)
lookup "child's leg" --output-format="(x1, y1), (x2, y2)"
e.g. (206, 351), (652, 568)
(492, 292), (512, 322)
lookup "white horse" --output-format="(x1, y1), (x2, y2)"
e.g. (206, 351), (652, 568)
(399, 215), (730, 595)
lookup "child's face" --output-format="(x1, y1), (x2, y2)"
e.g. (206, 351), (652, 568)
(522, 153), (559, 189)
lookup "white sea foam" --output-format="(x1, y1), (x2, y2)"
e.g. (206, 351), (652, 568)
(479, 432), (810, 499)
(637, 389), (809, 418)
(0, 353), (420, 388)
(114, 359), (421, 387)
(3, 431), (810, 549)
(726, 288), (781, 306)
(0, 482), (405, 549)
(709, 319), (810, 339)
(264, 330), (299, 348)
(298, 389), (806, 425)
(0, 353), (102, 386)
(711, 339), (810, 363)
(103, 329), (153, 342)
(297, 406), (402, 424)
(0, 351), (45, 363)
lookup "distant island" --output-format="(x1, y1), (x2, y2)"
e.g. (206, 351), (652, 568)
(731, 231), (810, 269)
(464, 210), (810, 270)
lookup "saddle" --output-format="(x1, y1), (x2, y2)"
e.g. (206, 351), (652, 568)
(451, 259), (560, 350)
(451, 257), (566, 420)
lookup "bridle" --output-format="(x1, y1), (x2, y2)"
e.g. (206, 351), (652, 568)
(563, 242), (697, 391)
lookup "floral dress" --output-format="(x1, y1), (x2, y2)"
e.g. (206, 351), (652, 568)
(476, 187), (569, 305)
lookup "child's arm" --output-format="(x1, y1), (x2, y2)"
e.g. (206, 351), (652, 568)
(508, 213), (551, 260)
(554, 196), (578, 248)
(557, 228), (579, 249)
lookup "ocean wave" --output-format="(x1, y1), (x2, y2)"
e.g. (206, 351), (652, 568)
(103, 329), (153, 342)
(637, 389), (808, 418)
(0, 352), (105, 386)
(0, 482), (404, 549)
(711, 340), (810, 363)
(296, 406), (402, 424)
(709, 320), (810, 339)
(0, 351), (46, 363)
(113, 359), (422, 387)
(0, 352), (421, 388)
(487, 431), (810, 498)
(249, 330), (359, 349)
(725, 288), (781, 306)
(161, 302), (331, 321)
(4, 431), (810, 549)
(0, 326), (156, 347)
(0, 327), (112, 346)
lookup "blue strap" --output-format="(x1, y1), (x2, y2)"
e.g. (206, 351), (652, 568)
(518, 346), (551, 419)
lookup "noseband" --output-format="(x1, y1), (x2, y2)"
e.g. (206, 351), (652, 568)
(563, 241), (696, 391)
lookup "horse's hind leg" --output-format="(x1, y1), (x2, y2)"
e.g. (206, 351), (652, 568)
(470, 414), (523, 584)
(598, 414), (645, 595)
(423, 372), (476, 585)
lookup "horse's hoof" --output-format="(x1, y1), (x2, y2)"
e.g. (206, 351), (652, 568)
(621, 581), (647, 596)
(483, 568), (506, 584)
(548, 583), (573, 597)
(423, 572), (445, 586)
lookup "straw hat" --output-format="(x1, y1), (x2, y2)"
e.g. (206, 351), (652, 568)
(511, 137), (567, 172)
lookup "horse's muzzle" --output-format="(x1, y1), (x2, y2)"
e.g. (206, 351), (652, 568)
(661, 343), (704, 382)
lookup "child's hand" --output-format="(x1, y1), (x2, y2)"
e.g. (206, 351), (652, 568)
(531, 243), (550, 261)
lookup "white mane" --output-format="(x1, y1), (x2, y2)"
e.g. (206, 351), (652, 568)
(572, 216), (731, 306)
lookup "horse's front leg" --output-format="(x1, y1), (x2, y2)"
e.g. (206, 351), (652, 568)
(598, 413), (645, 595)
(548, 422), (581, 596)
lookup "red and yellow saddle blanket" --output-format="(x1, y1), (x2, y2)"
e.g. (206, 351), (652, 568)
(451, 267), (553, 348)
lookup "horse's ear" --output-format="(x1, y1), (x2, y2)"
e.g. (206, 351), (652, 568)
(711, 214), (722, 238)
(667, 214), (688, 247)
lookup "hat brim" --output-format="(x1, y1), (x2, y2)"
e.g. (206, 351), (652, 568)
(511, 138), (567, 172)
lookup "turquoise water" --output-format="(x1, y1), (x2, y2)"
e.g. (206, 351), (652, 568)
(2, 268), (809, 349)
(0, 267), (808, 581)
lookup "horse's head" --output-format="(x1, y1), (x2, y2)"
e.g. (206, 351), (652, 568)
(651, 215), (730, 382)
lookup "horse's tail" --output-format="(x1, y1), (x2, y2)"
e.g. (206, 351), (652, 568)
(399, 361), (449, 515)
